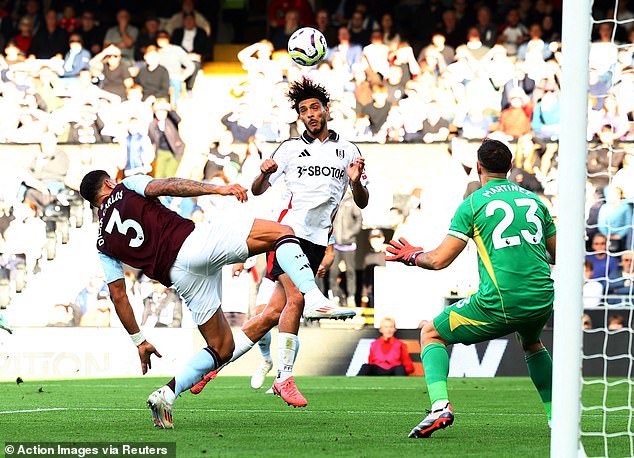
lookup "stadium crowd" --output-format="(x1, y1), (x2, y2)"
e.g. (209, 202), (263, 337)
(0, 0), (633, 326)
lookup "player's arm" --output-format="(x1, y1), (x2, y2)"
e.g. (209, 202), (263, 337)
(143, 177), (247, 202)
(386, 236), (467, 270)
(251, 158), (278, 195)
(317, 244), (335, 278)
(347, 156), (369, 209)
(546, 234), (556, 264)
(108, 278), (163, 374)
(100, 252), (162, 374)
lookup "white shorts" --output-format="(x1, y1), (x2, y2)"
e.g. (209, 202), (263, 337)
(169, 217), (255, 325)
(255, 276), (277, 306)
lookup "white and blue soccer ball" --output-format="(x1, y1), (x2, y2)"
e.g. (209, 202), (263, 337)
(287, 27), (328, 67)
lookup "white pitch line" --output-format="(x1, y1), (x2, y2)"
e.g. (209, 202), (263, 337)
(0, 407), (610, 417)
(0, 408), (67, 414)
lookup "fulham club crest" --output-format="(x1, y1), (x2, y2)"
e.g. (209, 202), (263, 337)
(335, 148), (344, 159)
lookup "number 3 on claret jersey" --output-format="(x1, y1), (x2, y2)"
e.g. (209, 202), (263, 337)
(105, 208), (145, 248)
(485, 198), (543, 250)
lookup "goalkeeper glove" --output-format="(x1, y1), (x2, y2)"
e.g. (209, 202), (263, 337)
(385, 237), (424, 266)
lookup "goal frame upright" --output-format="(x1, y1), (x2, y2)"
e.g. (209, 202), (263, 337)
(551, 0), (593, 456)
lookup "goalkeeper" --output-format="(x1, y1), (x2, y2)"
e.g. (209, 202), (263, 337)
(387, 139), (556, 438)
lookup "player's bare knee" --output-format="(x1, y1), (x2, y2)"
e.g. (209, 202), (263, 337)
(277, 224), (295, 238)
(261, 307), (281, 327)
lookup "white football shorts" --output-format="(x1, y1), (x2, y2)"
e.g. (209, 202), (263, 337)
(169, 216), (255, 325)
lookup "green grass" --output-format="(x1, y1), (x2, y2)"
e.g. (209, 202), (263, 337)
(0, 377), (627, 457)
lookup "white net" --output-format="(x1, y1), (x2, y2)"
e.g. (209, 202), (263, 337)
(580, 1), (634, 456)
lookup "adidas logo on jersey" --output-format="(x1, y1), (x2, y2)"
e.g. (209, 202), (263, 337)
(299, 149), (311, 157)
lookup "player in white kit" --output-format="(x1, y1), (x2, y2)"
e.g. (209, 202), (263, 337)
(191, 78), (369, 407)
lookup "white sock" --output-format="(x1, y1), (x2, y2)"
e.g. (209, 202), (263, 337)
(173, 348), (218, 397)
(276, 332), (298, 382)
(229, 328), (255, 363)
(431, 400), (450, 412)
(258, 331), (272, 362)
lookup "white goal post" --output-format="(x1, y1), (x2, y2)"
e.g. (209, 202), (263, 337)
(551, 0), (592, 456)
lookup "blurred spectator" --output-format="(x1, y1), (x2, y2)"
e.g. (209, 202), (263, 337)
(134, 16), (160, 62)
(362, 30), (389, 81)
(357, 316), (414, 376)
(607, 314), (626, 331)
(268, 0), (313, 30)
(58, 4), (79, 35)
(141, 281), (182, 328)
(172, 12), (210, 95)
(517, 23), (552, 62)
(583, 261), (604, 307)
(103, 8), (138, 65)
(498, 8), (529, 57)
(66, 100), (106, 144)
(598, 186), (632, 252)
(456, 27), (490, 61)
(586, 232), (619, 281)
(3, 40), (25, 66)
(608, 251), (634, 296)
(315, 8), (337, 46)
(586, 125), (625, 190)
(90, 44), (131, 101)
(119, 116), (155, 178)
(13, 15), (33, 54)
(348, 10), (371, 47)
(80, 287), (111, 327)
(155, 29), (195, 107)
(476, 6), (497, 48)
(588, 95), (630, 141)
(78, 10), (104, 56)
(420, 100), (450, 144)
(495, 87), (533, 138)
(3, 201), (46, 274)
(612, 150), (634, 199)
(74, 275), (106, 316)
(133, 45), (170, 101)
(236, 40), (281, 82)
(28, 8), (67, 59)
(380, 12), (400, 46)
(362, 228), (386, 308)
(582, 313), (593, 329)
(360, 83), (390, 136)
(148, 98), (184, 178)
(61, 33), (91, 79)
(166, 0), (212, 37)
(437, 8), (466, 50)
(420, 32), (454, 70)
(541, 14), (560, 42)
(271, 8), (300, 51)
(328, 26), (362, 73)
(531, 90), (560, 141)
(329, 190), (363, 308)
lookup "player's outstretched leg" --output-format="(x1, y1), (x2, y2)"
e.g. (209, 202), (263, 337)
(410, 322), (454, 438)
(246, 220), (355, 321)
(251, 331), (273, 389)
(149, 310), (233, 428)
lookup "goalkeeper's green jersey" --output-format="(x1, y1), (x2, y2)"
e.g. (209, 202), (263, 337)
(448, 178), (556, 321)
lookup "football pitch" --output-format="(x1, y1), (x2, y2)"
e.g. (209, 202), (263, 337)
(0, 376), (626, 457)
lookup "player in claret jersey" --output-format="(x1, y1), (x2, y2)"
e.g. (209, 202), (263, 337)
(192, 77), (369, 407)
(386, 139), (556, 438)
(79, 171), (339, 429)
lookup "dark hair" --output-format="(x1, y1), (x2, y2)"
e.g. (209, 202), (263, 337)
(80, 170), (110, 207)
(287, 77), (330, 113)
(477, 139), (512, 173)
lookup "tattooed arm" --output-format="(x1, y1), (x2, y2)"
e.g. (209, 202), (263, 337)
(144, 177), (249, 202)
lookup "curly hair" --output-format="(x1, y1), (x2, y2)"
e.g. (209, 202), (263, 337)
(287, 77), (330, 113)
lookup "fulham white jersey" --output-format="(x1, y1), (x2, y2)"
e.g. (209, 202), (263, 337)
(267, 130), (369, 246)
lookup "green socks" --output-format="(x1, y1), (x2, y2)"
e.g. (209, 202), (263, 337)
(525, 347), (553, 420)
(422, 342), (450, 406)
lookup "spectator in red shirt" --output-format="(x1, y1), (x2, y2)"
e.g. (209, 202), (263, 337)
(358, 317), (414, 376)
(495, 87), (534, 138)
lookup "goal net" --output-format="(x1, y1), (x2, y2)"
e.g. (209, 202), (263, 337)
(554, 0), (634, 456)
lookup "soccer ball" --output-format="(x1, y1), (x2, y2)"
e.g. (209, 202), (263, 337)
(287, 27), (328, 67)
